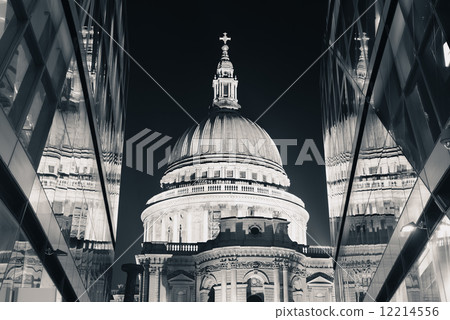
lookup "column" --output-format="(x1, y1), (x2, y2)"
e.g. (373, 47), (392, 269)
(236, 204), (245, 217)
(161, 216), (166, 241)
(144, 220), (148, 242)
(143, 222), (147, 240)
(160, 268), (167, 302)
(302, 222), (307, 244)
(230, 268), (237, 302)
(203, 209), (209, 240)
(138, 274), (143, 302)
(173, 214), (179, 242)
(195, 272), (201, 302)
(155, 267), (161, 302)
(148, 267), (156, 302)
(187, 211), (192, 242)
(221, 269), (227, 302)
(148, 266), (163, 302)
(121, 263), (143, 302)
(141, 261), (150, 302)
(273, 267), (280, 302)
(283, 266), (289, 302)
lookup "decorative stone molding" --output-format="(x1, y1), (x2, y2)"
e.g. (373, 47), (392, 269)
(194, 246), (312, 265)
(290, 267), (307, 277)
(161, 160), (289, 188)
(242, 269), (270, 284)
(200, 274), (218, 290)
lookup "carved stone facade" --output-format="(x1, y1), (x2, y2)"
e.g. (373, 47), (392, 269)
(136, 217), (334, 302)
(142, 191), (309, 244)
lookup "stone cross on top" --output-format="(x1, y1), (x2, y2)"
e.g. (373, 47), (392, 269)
(355, 32), (369, 43)
(219, 32), (231, 44)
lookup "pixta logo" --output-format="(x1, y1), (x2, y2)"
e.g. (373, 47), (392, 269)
(126, 128), (325, 176)
(125, 129), (172, 176)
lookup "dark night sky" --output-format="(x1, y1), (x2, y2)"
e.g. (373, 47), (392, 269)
(112, 0), (329, 287)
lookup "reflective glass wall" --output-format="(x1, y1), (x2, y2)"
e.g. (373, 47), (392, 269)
(0, 199), (62, 302)
(391, 215), (450, 302)
(0, 0), (127, 301)
(321, 0), (450, 301)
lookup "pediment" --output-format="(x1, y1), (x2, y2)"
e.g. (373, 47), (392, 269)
(168, 273), (195, 283)
(306, 272), (333, 284)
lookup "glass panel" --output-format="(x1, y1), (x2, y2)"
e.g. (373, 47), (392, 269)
(322, 2), (377, 244)
(0, 39), (32, 115)
(81, 24), (96, 91)
(321, 1), (390, 301)
(22, 0), (35, 12)
(364, 177), (430, 301)
(30, 0), (50, 40)
(37, 55), (114, 302)
(30, 0), (56, 53)
(371, 8), (449, 174)
(0, 199), (21, 298)
(419, 21), (450, 130)
(0, 106), (18, 163)
(323, 0), (450, 303)
(8, 140), (37, 198)
(0, 0), (14, 40)
(78, 2), (127, 236)
(0, 199), (61, 302)
(411, 0), (430, 47)
(413, 76), (441, 142)
(46, 20), (73, 91)
(389, 5), (414, 88)
(391, 215), (450, 301)
(19, 81), (46, 148)
(334, 107), (416, 301)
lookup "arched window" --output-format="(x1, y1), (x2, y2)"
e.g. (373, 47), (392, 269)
(246, 277), (264, 302)
(224, 84), (229, 97)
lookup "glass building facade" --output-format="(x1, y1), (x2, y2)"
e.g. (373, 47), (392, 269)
(0, 0), (127, 301)
(321, 0), (450, 301)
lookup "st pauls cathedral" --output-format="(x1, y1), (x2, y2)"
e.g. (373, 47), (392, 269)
(133, 33), (334, 302)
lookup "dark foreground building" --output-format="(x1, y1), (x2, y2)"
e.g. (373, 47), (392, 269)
(321, 0), (450, 301)
(0, 0), (127, 301)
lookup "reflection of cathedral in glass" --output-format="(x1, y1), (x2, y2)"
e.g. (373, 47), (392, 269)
(37, 57), (116, 301)
(324, 33), (416, 300)
(0, 0), (126, 301)
(135, 34), (334, 302)
(322, 0), (450, 302)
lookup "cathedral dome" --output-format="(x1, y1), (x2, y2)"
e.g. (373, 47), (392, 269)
(161, 32), (290, 188)
(167, 108), (283, 169)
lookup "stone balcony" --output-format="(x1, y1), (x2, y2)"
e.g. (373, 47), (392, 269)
(146, 183), (305, 207)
